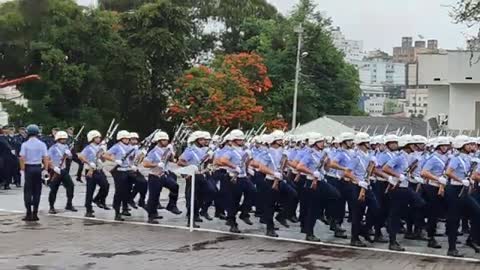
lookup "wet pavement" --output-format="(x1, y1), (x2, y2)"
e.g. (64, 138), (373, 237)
(1, 166), (480, 269)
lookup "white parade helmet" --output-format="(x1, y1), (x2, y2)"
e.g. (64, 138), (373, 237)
(129, 132), (139, 139)
(188, 131), (203, 144)
(116, 130), (130, 141)
(222, 134), (231, 144)
(398, 135), (414, 148)
(354, 132), (370, 145)
(54, 131), (68, 141)
(435, 136), (451, 148)
(383, 134), (399, 144)
(87, 130), (101, 142)
(412, 135), (427, 144)
(338, 132), (354, 142)
(293, 134), (305, 143)
(452, 135), (475, 149)
(202, 131), (211, 140)
(262, 134), (274, 144)
(325, 136), (333, 144)
(229, 129), (245, 141)
(370, 135), (384, 145)
(153, 131), (169, 142)
(270, 130), (285, 143)
(308, 132), (325, 146)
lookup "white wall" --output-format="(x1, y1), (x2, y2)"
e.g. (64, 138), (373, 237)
(448, 84), (480, 130)
(448, 51), (480, 84)
(418, 53), (449, 85)
(426, 85), (449, 120)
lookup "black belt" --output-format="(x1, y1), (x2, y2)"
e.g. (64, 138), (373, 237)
(25, 164), (41, 167)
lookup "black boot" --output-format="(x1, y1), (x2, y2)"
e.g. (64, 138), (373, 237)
(49, 207), (57, 214)
(166, 205), (182, 215)
(138, 200), (146, 209)
(239, 214), (253, 225)
(121, 210), (131, 216)
(147, 217), (159, 224)
(447, 249), (464, 257)
(334, 229), (348, 239)
(306, 234), (321, 242)
(128, 200), (138, 209)
(389, 241), (405, 251)
(351, 238), (367, 247)
(85, 211), (95, 218)
(200, 211), (213, 221)
(114, 213), (125, 221)
(288, 216), (300, 223)
(266, 229), (278, 238)
(427, 238), (442, 249)
(22, 212), (32, 222)
(230, 224), (241, 233)
(215, 212), (227, 220)
(32, 208), (39, 221)
(275, 216), (290, 228)
(374, 234), (389, 243)
(65, 204), (77, 212)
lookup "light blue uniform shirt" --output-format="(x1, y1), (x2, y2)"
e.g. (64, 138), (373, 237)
(20, 137), (48, 165)
(107, 142), (132, 168)
(222, 146), (248, 177)
(347, 150), (371, 183)
(447, 153), (471, 181)
(145, 145), (169, 175)
(422, 152), (448, 177)
(180, 145), (207, 166)
(48, 143), (71, 168)
(261, 147), (284, 174)
(333, 148), (353, 178)
(80, 143), (101, 164)
(376, 151), (395, 168)
(298, 148), (327, 179)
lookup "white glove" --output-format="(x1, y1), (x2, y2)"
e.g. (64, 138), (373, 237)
(100, 144), (107, 152)
(414, 177), (424, 184)
(388, 176), (398, 186)
(11, 149), (15, 155)
(53, 167), (61, 175)
(41, 170), (49, 179)
(370, 156), (377, 165)
(65, 149), (72, 156)
(472, 158), (480, 164)
(20, 170), (25, 180)
(462, 179), (471, 187)
(115, 160), (123, 166)
(167, 144), (175, 155)
(131, 165), (138, 171)
(274, 172), (282, 179)
(438, 176), (448, 185)
(207, 150), (214, 159)
(89, 162), (97, 170)
(313, 170), (321, 179)
(245, 149), (252, 159)
(157, 162), (165, 169)
(358, 181), (369, 189)
(399, 174), (406, 182)
(235, 166), (242, 174)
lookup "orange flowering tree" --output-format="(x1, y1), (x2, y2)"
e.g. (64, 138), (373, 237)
(169, 52), (286, 130)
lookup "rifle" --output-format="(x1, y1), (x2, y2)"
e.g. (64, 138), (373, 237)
(122, 129), (159, 163)
(385, 158), (418, 194)
(88, 119), (118, 176)
(459, 159), (478, 197)
(359, 160), (375, 201)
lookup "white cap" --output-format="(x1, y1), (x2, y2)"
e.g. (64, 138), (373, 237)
(308, 132), (325, 146)
(452, 135), (475, 149)
(384, 134), (399, 144)
(117, 130), (130, 141)
(371, 135), (384, 145)
(229, 129), (245, 141)
(153, 131), (169, 142)
(398, 135), (414, 148)
(435, 136), (451, 148)
(354, 132), (370, 145)
(202, 131), (211, 140)
(338, 132), (354, 142)
(412, 135), (427, 144)
(270, 130), (285, 143)
(54, 131), (68, 141)
(87, 130), (101, 142)
(129, 132), (139, 139)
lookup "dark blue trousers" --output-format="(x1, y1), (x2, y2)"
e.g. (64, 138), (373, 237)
(304, 179), (341, 236)
(263, 179), (297, 230)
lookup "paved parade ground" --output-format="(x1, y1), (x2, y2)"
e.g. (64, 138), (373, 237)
(1, 168), (480, 270)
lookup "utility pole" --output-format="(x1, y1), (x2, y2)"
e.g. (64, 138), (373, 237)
(292, 23), (304, 129)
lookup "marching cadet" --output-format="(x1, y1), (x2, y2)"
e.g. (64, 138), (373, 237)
(211, 134), (232, 220)
(255, 130), (297, 237)
(344, 132), (380, 247)
(370, 134), (398, 243)
(296, 132), (342, 241)
(471, 151), (480, 249)
(248, 135), (266, 220)
(65, 127), (84, 183)
(445, 135), (480, 257)
(78, 130), (111, 217)
(289, 134), (310, 232)
(217, 129), (256, 233)
(43, 127), (59, 149)
(103, 130), (132, 221)
(383, 135), (426, 252)
(177, 131), (216, 227)
(420, 136), (451, 252)
(198, 131), (219, 221)
(19, 124), (49, 222)
(284, 135), (303, 223)
(47, 130), (76, 214)
(11, 127), (26, 187)
(0, 126), (14, 190)
(327, 132), (356, 239)
(143, 131), (182, 224)
(127, 132), (148, 209)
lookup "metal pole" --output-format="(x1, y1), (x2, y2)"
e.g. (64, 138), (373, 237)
(189, 173), (195, 232)
(292, 24), (303, 129)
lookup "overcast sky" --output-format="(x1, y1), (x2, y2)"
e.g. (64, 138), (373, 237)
(76, 0), (476, 53)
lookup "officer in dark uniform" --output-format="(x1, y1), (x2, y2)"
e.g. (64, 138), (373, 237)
(11, 126), (25, 187)
(0, 126), (14, 189)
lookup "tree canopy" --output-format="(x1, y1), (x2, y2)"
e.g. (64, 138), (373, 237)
(0, 0), (361, 135)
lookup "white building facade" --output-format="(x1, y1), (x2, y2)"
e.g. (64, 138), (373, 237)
(404, 88), (428, 117)
(418, 50), (480, 131)
(331, 27), (367, 63)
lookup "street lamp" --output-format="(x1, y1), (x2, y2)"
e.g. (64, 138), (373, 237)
(292, 23), (304, 129)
